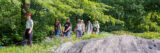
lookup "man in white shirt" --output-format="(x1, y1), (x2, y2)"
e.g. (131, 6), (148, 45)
(24, 13), (33, 47)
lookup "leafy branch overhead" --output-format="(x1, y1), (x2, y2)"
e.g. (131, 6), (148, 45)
(33, 0), (123, 23)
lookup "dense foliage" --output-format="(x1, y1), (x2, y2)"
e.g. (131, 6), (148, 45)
(112, 31), (160, 40)
(0, 0), (160, 45)
(0, 0), (22, 45)
(92, 0), (160, 32)
(0, 0), (122, 45)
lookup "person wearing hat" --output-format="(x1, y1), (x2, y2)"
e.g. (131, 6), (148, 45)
(23, 13), (34, 46)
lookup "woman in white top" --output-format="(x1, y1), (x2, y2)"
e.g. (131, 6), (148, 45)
(75, 19), (83, 38)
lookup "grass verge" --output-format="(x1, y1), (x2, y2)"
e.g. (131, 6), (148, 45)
(0, 34), (109, 53)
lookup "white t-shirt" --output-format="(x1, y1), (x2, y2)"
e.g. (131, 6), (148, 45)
(77, 24), (82, 31)
(26, 19), (33, 29)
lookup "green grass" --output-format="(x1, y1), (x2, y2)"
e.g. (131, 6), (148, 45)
(111, 30), (133, 35)
(0, 37), (72, 53)
(132, 32), (160, 39)
(112, 30), (160, 40)
(2, 31), (159, 53)
(0, 34), (109, 53)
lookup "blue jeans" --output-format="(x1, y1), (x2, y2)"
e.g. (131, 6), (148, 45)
(55, 30), (61, 37)
(64, 31), (71, 37)
(76, 30), (82, 38)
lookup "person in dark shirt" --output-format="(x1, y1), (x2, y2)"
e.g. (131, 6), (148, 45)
(54, 18), (61, 37)
(63, 18), (72, 37)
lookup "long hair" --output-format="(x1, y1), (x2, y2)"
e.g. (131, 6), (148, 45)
(55, 18), (59, 24)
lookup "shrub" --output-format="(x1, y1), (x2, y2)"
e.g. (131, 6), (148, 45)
(111, 30), (133, 35)
(132, 32), (160, 39)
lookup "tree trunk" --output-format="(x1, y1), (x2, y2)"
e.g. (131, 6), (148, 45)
(21, 0), (30, 25)
(21, 0), (30, 18)
(21, 0), (25, 19)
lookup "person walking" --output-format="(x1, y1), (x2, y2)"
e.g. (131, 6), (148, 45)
(92, 20), (98, 34)
(63, 18), (72, 38)
(86, 21), (92, 35)
(75, 19), (83, 38)
(23, 13), (34, 47)
(54, 18), (61, 37)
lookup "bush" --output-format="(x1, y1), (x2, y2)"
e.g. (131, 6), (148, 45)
(132, 32), (160, 39)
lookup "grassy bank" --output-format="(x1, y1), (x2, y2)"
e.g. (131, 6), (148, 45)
(0, 38), (69, 53)
(0, 34), (109, 53)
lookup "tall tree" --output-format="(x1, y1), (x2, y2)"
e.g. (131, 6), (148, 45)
(21, 0), (30, 21)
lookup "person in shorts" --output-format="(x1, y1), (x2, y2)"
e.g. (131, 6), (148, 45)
(92, 20), (98, 34)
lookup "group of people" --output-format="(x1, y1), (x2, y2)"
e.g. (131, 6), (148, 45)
(54, 18), (100, 38)
(54, 18), (72, 38)
(23, 13), (100, 46)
